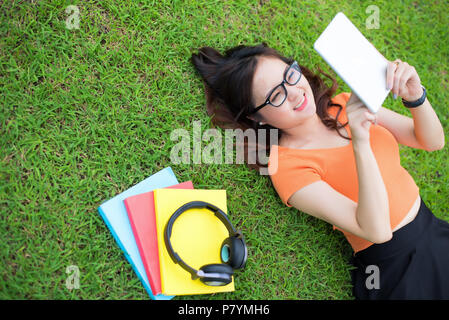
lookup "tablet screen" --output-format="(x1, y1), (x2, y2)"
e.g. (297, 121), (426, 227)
(313, 12), (390, 113)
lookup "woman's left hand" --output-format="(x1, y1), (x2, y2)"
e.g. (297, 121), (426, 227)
(387, 59), (423, 101)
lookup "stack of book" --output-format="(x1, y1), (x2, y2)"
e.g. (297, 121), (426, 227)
(97, 167), (235, 299)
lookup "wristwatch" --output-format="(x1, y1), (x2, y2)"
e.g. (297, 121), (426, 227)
(402, 85), (426, 108)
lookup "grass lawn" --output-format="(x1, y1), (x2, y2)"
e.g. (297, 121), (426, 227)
(1, 0), (448, 299)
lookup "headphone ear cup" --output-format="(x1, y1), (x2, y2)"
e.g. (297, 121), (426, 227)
(199, 264), (233, 286)
(221, 237), (247, 269)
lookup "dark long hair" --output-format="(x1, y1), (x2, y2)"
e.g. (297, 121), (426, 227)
(190, 42), (350, 172)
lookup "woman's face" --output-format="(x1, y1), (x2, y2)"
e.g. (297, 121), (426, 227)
(248, 56), (317, 129)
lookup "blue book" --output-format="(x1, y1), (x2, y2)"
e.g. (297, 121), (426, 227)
(98, 167), (178, 300)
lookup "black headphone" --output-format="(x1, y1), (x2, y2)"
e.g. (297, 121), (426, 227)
(164, 201), (247, 286)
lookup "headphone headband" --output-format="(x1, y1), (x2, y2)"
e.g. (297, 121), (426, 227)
(164, 201), (241, 280)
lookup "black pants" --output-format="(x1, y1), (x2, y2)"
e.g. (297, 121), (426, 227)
(350, 196), (449, 300)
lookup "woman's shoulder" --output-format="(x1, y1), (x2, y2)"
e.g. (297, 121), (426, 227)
(332, 92), (351, 105)
(328, 92), (351, 121)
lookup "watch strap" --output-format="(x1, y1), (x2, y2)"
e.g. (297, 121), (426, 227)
(402, 85), (426, 108)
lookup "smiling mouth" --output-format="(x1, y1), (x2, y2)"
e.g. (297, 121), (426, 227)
(293, 93), (306, 110)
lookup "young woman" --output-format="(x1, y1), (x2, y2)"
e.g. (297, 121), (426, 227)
(190, 43), (448, 299)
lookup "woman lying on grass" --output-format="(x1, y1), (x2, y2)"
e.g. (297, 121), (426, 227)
(191, 42), (448, 299)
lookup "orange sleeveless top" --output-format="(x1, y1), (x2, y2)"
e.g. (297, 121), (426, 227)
(267, 92), (420, 253)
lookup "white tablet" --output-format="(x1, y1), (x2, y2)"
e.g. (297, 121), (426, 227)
(313, 12), (390, 113)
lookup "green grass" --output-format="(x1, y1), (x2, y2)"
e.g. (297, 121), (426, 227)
(1, 0), (448, 300)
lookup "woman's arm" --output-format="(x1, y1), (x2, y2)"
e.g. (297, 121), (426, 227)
(408, 95), (445, 151)
(346, 93), (393, 242)
(352, 139), (392, 242)
(288, 93), (392, 243)
(386, 59), (445, 151)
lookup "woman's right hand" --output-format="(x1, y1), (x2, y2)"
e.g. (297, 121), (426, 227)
(346, 92), (377, 143)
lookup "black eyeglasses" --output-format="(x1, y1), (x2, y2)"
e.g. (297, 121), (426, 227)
(249, 61), (302, 115)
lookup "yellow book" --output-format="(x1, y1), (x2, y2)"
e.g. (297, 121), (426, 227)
(154, 188), (235, 295)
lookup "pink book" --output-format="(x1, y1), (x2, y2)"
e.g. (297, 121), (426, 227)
(124, 181), (194, 295)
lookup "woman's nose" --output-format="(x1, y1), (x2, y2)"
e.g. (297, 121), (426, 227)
(286, 84), (303, 104)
